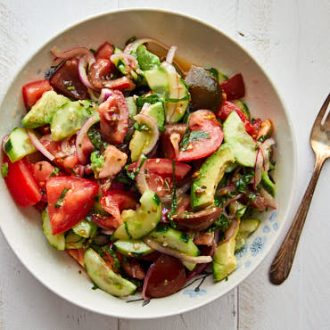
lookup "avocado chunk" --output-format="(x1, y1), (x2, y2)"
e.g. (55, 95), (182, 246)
(235, 218), (260, 251)
(42, 209), (65, 251)
(51, 100), (96, 141)
(141, 101), (165, 131)
(113, 190), (161, 240)
(136, 45), (161, 71)
(185, 65), (221, 112)
(114, 240), (153, 256)
(213, 221), (239, 281)
(191, 144), (235, 210)
(84, 248), (137, 297)
(22, 91), (69, 128)
(4, 127), (36, 162)
(148, 226), (200, 257)
(223, 111), (257, 167)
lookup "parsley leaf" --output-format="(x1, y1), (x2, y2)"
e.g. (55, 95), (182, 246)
(88, 127), (104, 150)
(208, 214), (231, 232)
(1, 163), (8, 178)
(90, 151), (105, 175)
(55, 188), (69, 209)
(136, 94), (162, 108)
(180, 130), (210, 151)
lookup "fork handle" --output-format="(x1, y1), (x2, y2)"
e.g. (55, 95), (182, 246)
(269, 155), (326, 285)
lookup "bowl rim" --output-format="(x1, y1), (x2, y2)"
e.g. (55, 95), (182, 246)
(0, 7), (297, 319)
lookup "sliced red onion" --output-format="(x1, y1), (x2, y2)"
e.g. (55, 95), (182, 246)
(110, 53), (138, 69)
(224, 219), (239, 242)
(134, 113), (159, 155)
(124, 38), (169, 54)
(75, 113), (100, 164)
(259, 138), (275, 172)
(51, 46), (92, 60)
(27, 130), (55, 161)
(98, 88), (113, 103)
(260, 188), (276, 209)
(144, 239), (212, 264)
(87, 88), (99, 102)
(78, 55), (95, 89)
(222, 194), (243, 219)
(142, 263), (155, 300)
(253, 148), (264, 189)
(159, 181), (191, 204)
(166, 46), (177, 64)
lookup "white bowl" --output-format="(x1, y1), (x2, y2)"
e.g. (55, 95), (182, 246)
(0, 9), (296, 319)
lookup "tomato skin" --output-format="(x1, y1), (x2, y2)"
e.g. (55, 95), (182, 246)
(46, 176), (98, 234)
(220, 73), (245, 100)
(32, 161), (55, 187)
(127, 159), (191, 181)
(3, 156), (42, 207)
(161, 124), (187, 159)
(145, 255), (187, 298)
(89, 59), (114, 89)
(175, 110), (224, 162)
(22, 80), (52, 109)
(95, 42), (114, 60)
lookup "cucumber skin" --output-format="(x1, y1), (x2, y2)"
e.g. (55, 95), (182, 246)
(42, 210), (65, 251)
(84, 248), (137, 297)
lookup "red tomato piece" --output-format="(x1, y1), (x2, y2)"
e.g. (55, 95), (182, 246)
(220, 73), (245, 100)
(22, 80), (52, 109)
(161, 124), (188, 159)
(127, 159), (191, 181)
(176, 110), (224, 162)
(95, 42), (114, 60)
(67, 248), (85, 267)
(3, 156), (42, 207)
(98, 90), (129, 144)
(32, 161), (55, 187)
(145, 255), (187, 298)
(88, 59), (114, 89)
(103, 76), (135, 91)
(46, 176), (98, 234)
(50, 58), (88, 100)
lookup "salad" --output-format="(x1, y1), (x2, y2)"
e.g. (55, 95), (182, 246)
(1, 38), (276, 300)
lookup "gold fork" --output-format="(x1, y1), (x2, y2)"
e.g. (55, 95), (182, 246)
(269, 93), (330, 285)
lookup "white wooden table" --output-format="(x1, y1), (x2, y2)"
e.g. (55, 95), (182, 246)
(1, 1), (329, 329)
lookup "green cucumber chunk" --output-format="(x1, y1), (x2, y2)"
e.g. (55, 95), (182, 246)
(148, 226), (199, 257)
(142, 101), (165, 131)
(136, 45), (160, 71)
(84, 248), (137, 297)
(114, 240), (153, 256)
(235, 218), (260, 251)
(213, 222), (239, 281)
(125, 96), (137, 118)
(73, 220), (97, 238)
(22, 91), (69, 128)
(4, 127), (36, 162)
(42, 209), (65, 251)
(223, 111), (257, 167)
(191, 144), (235, 210)
(51, 100), (96, 141)
(113, 190), (161, 240)
(65, 231), (85, 249)
(144, 66), (169, 95)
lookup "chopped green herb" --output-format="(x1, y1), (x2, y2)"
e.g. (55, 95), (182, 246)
(55, 188), (69, 208)
(66, 85), (76, 91)
(168, 161), (177, 228)
(90, 151), (105, 174)
(153, 193), (160, 205)
(136, 45), (160, 70)
(1, 163), (8, 178)
(126, 155), (147, 180)
(88, 127), (104, 150)
(180, 130), (210, 151)
(206, 67), (219, 82)
(89, 48), (96, 54)
(181, 232), (190, 243)
(50, 167), (60, 177)
(235, 173), (253, 193)
(91, 283), (99, 290)
(208, 214), (231, 232)
(133, 122), (150, 132)
(136, 94), (161, 107)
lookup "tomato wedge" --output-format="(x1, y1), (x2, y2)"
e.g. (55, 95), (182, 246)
(88, 59), (114, 89)
(22, 80), (52, 109)
(95, 42), (114, 60)
(32, 161), (55, 187)
(144, 255), (187, 298)
(176, 110), (223, 162)
(127, 159), (191, 181)
(46, 176), (98, 234)
(3, 156), (42, 207)
(220, 73), (245, 100)
(98, 90), (129, 144)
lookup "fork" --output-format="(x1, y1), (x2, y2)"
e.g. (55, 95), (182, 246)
(269, 93), (330, 285)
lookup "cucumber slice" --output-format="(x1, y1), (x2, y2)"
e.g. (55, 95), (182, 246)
(4, 127), (36, 162)
(141, 101), (165, 131)
(21, 91), (69, 128)
(233, 100), (250, 119)
(144, 66), (169, 95)
(191, 144), (235, 210)
(213, 222), (239, 281)
(235, 218), (260, 251)
(113, 190), (161, 240)
(223, 111), (257, 167)
(114, 240), (153, 256)
(73, 220), (97, 238)
(84, 248), (137, 297)
(65, 231), (85, 249)
(42, 210), (65, 251)
(148, 227), (199, 257)
(125, 96), (137, 118)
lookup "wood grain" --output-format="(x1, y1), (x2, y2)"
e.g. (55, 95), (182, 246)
(0, 0), (330, 329)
